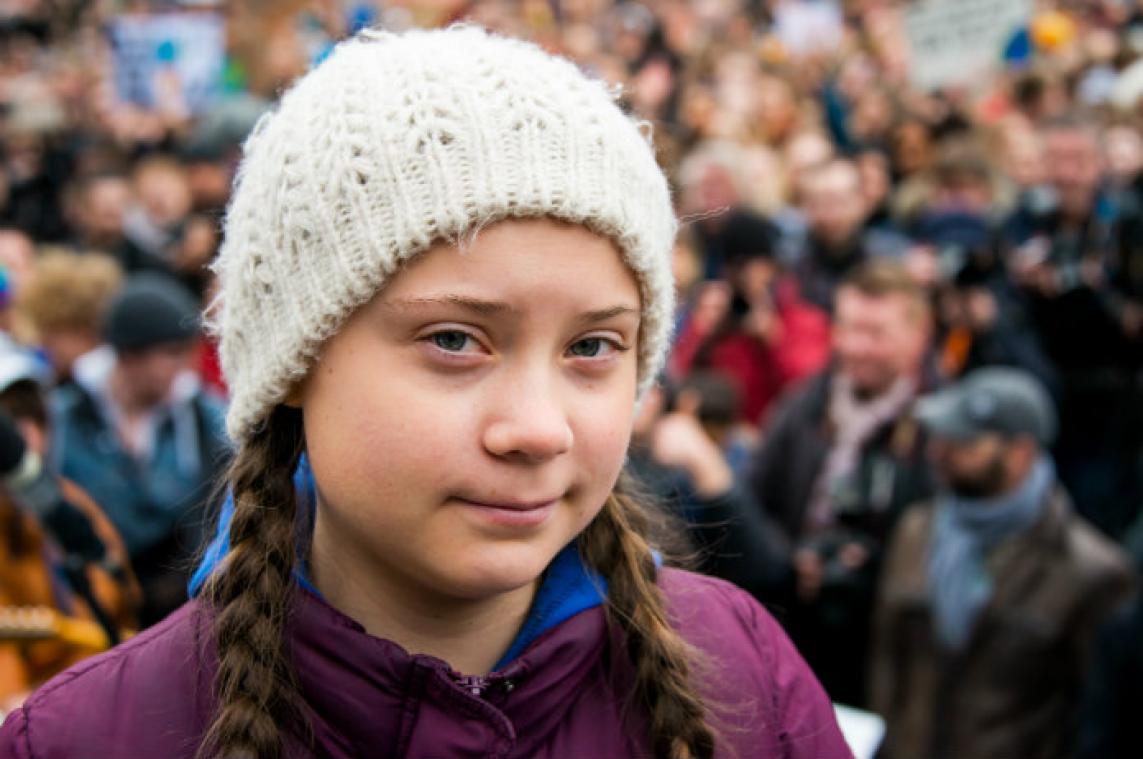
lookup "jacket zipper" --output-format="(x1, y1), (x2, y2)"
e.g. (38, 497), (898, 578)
(454, 673), (518, 699)
(457, 674), (490, 697)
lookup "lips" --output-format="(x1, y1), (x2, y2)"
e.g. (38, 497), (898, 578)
(452, 496), (562, 528)
(455, 497), (560, 511)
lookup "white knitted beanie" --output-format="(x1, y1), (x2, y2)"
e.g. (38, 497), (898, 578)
(213, 26), (677, 444)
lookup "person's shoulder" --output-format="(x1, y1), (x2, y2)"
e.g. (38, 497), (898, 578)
(0, 600), (213, 759)
(657, 568), (853, 759)
(1061, 505), (1135, 592)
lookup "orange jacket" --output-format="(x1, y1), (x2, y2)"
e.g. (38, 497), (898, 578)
(0, 479), (139, 704)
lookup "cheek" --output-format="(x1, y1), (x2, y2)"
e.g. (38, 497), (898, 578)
(570, 392), (635, 507)
(303, 360), (465, 512)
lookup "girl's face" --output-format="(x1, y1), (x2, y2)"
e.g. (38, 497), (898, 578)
(299, 218), (641, 604)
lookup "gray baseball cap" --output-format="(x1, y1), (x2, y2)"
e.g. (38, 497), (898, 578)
(914, 367), (1058, 446)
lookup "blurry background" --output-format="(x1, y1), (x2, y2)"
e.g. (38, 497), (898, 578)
(0, 1), (1141, 757)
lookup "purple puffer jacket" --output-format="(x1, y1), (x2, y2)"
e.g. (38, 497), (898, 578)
(0, 568), (852, 758)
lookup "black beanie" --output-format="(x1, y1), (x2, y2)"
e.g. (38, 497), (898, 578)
(104, 273), (201, 351)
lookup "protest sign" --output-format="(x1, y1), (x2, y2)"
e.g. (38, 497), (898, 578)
(108, 12), (225, 115)
(905, 0), (1033, 90)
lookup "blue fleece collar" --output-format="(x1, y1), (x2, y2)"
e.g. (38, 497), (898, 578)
(189, 457), (607, 669)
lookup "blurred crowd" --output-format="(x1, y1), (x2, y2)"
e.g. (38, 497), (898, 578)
(0, 0), (1141, 756)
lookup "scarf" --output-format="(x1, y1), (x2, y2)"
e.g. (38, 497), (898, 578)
(927, 455), (1054, 650)
(804, 373), (917, 533)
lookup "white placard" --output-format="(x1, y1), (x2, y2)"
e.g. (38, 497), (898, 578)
(108, 12), (225, 115)
(773, 1), (845, 57)
(905, 0), (1033, 91)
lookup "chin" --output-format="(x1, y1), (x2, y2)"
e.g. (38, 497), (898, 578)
(440, 542), (558, 601)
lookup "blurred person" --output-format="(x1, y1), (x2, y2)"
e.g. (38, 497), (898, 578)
(755, 72), (800, 146)
(889, 119), (935, 182)
(783, 130), (836, 184)
(184, 153), (230, 214)
(1104, 123), (1143, 190)
(791, 158), (909, 311)
(0, 338), (139, 712)
(50, 273), (228, 626)
(999, 122), (1048, 207)
(901, 147), (1002, 291)
(0, 229), (36, 297)
(62, 172), (132, 259)
(872, 368), (1133, 759)
(771, 130), (836, 261)
(1076, 496), (1143, 759)
(848, 86), (896, 151)
(1005, 115), (1143, 537)
(0, 228), (36, 337)
(0, 225), (34, 277)
(934, 257), (1060, 396)
(671, 211), (787, 424)
(857, 148), (894, 232)
(922, 144), (996, 217)
(120, 155), (194, 277)
(626, 375), (791, 602)
(738, 143), (788, 216)
(628, 29), (682, 123)
(1078, 585), (1143, 759)
(0, 128), (69, 243)
(677, 142), (776, 278)
(750, 260), (939, 706)
(1011, 70), (1070, 126)
(16, 251), (122, 386)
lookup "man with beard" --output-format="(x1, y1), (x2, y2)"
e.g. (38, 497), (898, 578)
(871, 367), (1134, 759)
(749, 260), (938, 707)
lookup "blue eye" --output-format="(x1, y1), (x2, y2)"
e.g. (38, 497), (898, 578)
(432, 331), (471, 352)
(570, 338), (606, 357)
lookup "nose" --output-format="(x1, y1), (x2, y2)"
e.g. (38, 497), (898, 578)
(482, 374), (573, 463)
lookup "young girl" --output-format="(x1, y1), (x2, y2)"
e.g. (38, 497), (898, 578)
(0, 27), (849, 759)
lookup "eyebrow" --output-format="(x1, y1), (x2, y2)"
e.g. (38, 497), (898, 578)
(383, 295), (516, 316)
(381, 296), (639, 323)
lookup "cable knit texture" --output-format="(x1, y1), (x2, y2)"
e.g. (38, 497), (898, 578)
(212, 25), (677, 443)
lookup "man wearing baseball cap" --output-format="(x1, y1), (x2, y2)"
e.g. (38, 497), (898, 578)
(871, 367), (1135, 759)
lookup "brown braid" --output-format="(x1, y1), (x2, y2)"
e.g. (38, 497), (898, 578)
(198, 406), (306, 759)
(579, 477), (717, 759)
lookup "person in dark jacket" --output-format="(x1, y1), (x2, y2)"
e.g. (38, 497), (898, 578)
(750, 259), (939, 707)
(872, 368), (1134, 759)
(1003, 115), (1143, 537)
(791, 158), (910, 312)
(49, 273), (229, 626)
(0, 29), (851, 759)
(1075, 507), (1143, 759)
